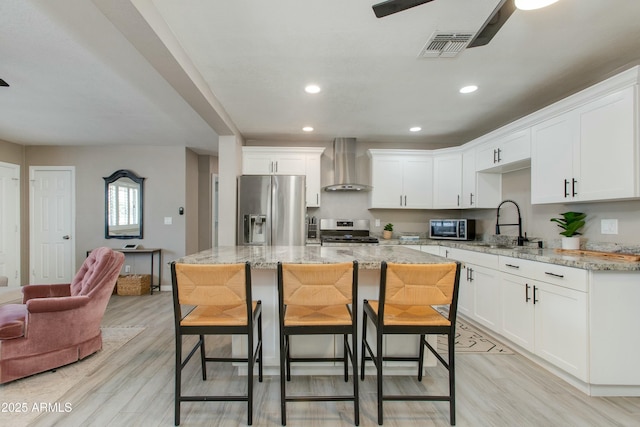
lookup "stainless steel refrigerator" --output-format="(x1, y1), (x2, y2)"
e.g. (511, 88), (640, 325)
(237, 175), (306, 246)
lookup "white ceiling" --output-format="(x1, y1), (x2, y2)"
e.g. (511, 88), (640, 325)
(2, 0), (640, 154)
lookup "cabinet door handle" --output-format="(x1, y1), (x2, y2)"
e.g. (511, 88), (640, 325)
(564, 179), (570, 197)
(275, 161), (278, 173)
(545, 271), (564, 278)
(468, 267), (474, 282)
(572, 178), (578, 197)
(466, 267), (470, 282)
(316, 193), (319, 204)
(493, 149), (497, 164)
(470, 193), (474, 206)
(505, 263), (520, 269)
(497, 148), (502, 163)
(525, 283), (531, 302)
(400, 195), (403, 206)
(457, 195), (460, 206)
(533, 285), (538, 304)
(404, 195), (407, 206)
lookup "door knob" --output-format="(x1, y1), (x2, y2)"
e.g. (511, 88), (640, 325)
(63, 235), (70, 240)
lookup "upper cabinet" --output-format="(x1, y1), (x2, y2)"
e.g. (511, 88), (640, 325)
(462, 148), (501, 209)
(531, 85), (639, 204)
(242, 146), (325, 207)
(433, 152), (462, 209)
(476, 128), (531, 173)
(242, 148), (307, 175)
(368, 149), (433, 209)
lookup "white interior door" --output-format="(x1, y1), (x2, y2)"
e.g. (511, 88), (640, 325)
(0, 162), (20, 287)
(29, 166), (75, 284)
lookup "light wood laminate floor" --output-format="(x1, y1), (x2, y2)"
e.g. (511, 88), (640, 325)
(25, 292), (640, 426)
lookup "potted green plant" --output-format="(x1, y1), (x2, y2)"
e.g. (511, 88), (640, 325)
(550, 211), (586, 250)
(382, 223), (393, 240)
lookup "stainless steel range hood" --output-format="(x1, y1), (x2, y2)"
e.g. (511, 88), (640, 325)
(323, 138), (372, 192)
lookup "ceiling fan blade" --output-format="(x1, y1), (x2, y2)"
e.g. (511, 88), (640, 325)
(372, 0), (436, 18)
(468, 0), (516, 47)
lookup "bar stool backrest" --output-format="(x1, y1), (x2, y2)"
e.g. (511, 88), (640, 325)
(383, 262), (458, 306)
(280, 262), (354, 306)
(173, 263), (249, 306)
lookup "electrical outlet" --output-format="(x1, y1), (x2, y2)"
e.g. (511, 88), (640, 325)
(124, 265), (131, 273)
(375, 219), (380, 227)
(601, 219), (618, 235)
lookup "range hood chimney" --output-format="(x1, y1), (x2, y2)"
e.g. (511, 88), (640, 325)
(323, 138), (372, 192)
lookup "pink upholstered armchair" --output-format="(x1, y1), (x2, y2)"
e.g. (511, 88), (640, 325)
(0, 247), (125, 384)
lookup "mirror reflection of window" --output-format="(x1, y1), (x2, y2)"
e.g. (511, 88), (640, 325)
(104, 170), (144, 239)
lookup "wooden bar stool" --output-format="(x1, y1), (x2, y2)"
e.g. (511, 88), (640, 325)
(277, 261), (359, 426)
(171, 262), (263, 425)
(360, 261), (461, 425)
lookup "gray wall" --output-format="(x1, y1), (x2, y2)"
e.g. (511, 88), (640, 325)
(23, 145), (192, 288)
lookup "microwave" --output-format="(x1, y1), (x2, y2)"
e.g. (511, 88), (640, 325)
(429, 219), (475, 241)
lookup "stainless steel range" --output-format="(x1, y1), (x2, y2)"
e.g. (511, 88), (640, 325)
(319, 219), (379, 246)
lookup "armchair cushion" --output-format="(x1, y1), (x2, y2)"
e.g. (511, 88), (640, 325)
(0, 304), (27, 340)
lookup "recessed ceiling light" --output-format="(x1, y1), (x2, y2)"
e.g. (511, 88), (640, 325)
(409, 127), (422, 132)
(304, 84), (321, 94)
(515, 0), (559, 10)
(460, 85), (478, 94)
(302, 126), (314, 132)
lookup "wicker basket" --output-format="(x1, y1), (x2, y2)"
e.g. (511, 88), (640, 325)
(117, 274), (151, 296)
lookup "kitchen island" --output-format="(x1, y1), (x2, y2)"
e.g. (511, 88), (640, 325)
(174, 245), (453, 376)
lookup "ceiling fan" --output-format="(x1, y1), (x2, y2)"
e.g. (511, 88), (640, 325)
(372, 0), (516, 48)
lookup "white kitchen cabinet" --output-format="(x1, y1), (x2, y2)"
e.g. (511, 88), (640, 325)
(305, 152), (322, 207)
(368, 150), (433, 209)
(501, 273), (535, 352)
(433, 152), (462, 208)
(457, 262), (474, 318)
(469, 264), (501, 330)
(498, 256), (588, 381)
(534, 280), (588, 381)
(476, 128), (531, 173)
(441, 248), (499, 326)
(461, 148), (501, 209)
(531, 85), (639, 204)
(242, 147), (307, 175)
(242, 147), (325, 206)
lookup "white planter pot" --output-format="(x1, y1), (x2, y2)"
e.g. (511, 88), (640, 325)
(561, 236), (580, 250)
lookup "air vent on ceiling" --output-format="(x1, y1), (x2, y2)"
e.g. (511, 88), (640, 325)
(418, 32), (474, 58)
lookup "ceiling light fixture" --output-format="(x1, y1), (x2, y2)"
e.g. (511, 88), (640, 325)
(302, 126), (314, 132)
(460, 85), (478, 94)
(409, 127), (422, 132)
(515, 0), (559, 10)
(304, 84), (321, 94)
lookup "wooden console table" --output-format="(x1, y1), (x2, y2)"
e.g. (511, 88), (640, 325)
(87, 248), (162, 294)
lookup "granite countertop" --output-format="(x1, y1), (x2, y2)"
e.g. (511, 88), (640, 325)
(173, 245), (449, 269)
(377, 238), (640, 271)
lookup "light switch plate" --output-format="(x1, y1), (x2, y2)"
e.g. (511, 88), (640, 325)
(164, 216), (173, 225)
(601, 219), (618, 234)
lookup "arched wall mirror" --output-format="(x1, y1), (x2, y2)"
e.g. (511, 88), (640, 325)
(104, 169), (145, 239)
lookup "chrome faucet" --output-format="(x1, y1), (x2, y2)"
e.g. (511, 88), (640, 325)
(496, 199), (526, 246)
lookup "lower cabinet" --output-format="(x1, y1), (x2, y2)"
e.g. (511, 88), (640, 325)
(501, 273), (535, 352)
(500, 272), (588, 381)
(533, 281), (588, 381)
(469, 264), (501, 331)
(444, 248), (589, 382)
